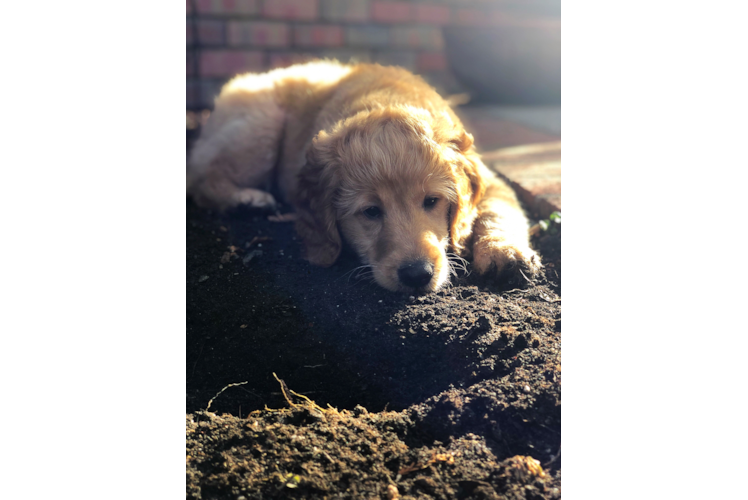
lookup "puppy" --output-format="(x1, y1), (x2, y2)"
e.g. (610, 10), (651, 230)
(187, 60), (541, 292)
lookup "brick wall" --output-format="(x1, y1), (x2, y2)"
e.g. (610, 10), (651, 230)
(187, 0), (559, 109)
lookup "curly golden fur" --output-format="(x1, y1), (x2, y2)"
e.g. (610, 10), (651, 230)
(187, 60), (541, 292)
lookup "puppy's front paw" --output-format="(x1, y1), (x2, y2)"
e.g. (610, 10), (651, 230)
(472, 237), (542, 282)
(232, 188), (278, 210)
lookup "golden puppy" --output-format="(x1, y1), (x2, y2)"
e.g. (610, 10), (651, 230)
(187, 60), (541, 292)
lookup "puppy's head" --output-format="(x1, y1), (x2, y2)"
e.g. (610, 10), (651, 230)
(296, 105), (484, 292)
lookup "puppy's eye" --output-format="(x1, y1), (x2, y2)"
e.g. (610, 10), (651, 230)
(363, 206), (382, 219)
(423, 197), (439, 210)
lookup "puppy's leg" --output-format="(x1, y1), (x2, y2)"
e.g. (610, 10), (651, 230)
(189, 168), (278, 211)
(187, 85), (285, 211)
(471, 166), (542, 281)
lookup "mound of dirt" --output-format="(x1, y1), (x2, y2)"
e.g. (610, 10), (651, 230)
(187, 199), (561, 499)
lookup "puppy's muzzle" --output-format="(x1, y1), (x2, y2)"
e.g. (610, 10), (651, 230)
(397, 259), (434, 289)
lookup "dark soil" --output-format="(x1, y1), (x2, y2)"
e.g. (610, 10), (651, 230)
(186, 196), (561, 499)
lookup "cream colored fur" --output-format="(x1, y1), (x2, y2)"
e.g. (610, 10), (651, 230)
(187, 60), (541, 292)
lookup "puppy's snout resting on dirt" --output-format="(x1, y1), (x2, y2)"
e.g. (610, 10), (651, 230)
(398, 260), (434, 289)
(187, 60), (541, 292)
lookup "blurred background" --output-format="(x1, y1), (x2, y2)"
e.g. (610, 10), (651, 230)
(186, 0), (561, 216)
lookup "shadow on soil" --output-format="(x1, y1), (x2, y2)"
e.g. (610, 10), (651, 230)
(187, 199), (561, 499)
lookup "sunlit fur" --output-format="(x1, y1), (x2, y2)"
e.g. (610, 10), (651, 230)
(187, 60), (541, 292)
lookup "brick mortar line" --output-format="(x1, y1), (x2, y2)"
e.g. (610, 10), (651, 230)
(186, 18), (455, 29)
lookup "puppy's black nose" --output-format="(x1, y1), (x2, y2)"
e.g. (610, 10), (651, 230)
(397, 260), (434, 289)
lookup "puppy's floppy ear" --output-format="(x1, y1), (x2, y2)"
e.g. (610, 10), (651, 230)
(448, 130), (486, 253)
(449, 129), (474, 153)
(295, 131), (342, 267)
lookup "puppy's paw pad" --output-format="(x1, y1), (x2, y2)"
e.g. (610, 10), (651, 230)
(473, 239), (542, 281)
(233, 189), (277, 210)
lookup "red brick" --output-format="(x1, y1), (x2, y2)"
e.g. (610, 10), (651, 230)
(415, 4), (450, 25)
(262, 0), (318, 20)
(197, 19), (226, 45)
(390, 26), (444, 49)
(227, 21), (290, 47)
(197, 0), (258, 14)
(370, 1), (413, 23)
(187, 53), (194, 76)
(187, 80), (199, 106)
(200, 50), (264, 77)
(416, 51), (447, 72)
(186, 19), (225, 45)
(453, 8), (493, 27)
(320, 0), (369, 22)
(294, 25), (344, 47)
(268, 52), (319, 69)
(346, 26), (390, 47)
(489, 12), (561, 29)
